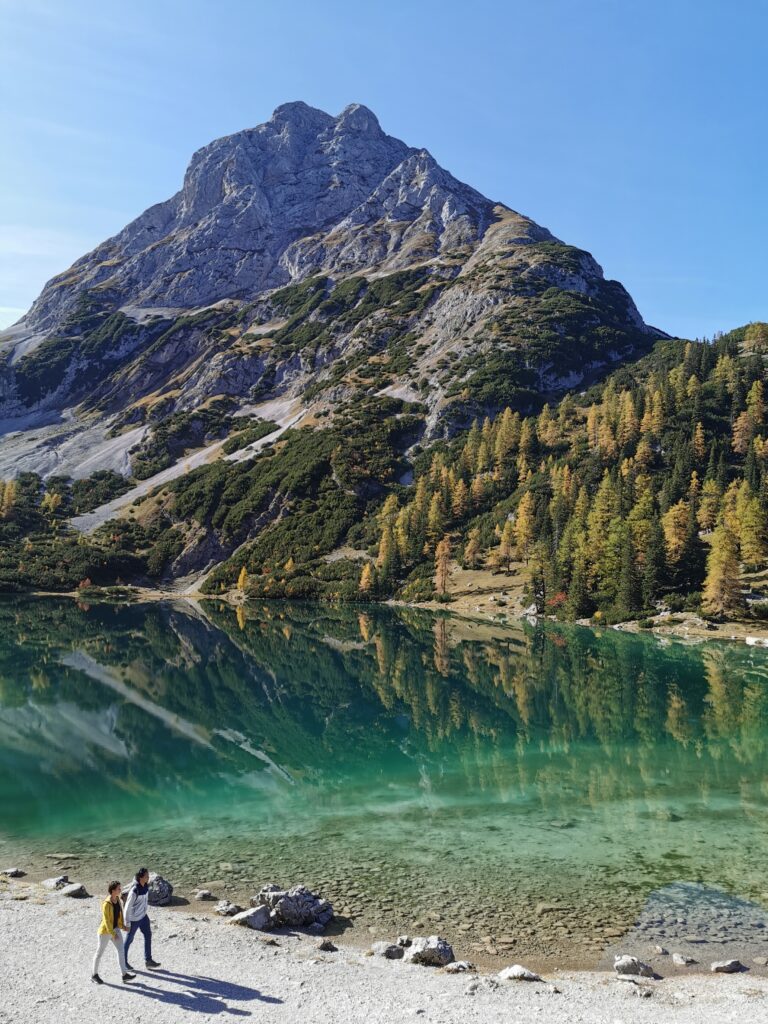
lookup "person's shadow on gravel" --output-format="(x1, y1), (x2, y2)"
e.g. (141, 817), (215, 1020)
(150, 969), (275, 1003)
(102, 974), (282, 1014)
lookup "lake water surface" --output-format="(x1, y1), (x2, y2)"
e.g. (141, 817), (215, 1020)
(1, 597), (767, 966)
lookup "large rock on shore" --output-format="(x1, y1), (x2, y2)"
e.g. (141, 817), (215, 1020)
(147, 872), (173, 906)
(251, 883), (334, 931)
(402, 936), (455, 967)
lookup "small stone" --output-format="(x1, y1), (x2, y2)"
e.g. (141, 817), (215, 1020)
(42, 875), (69, 890)
(194, 889), (214, 901)
(370, 941), (404, 959)
(214, 900), (243, 917)
(614, 955), (655, 978)
(672, 953), (697, 966)
(2, 869), (25, 878)
(397, 935), (412, 947)
(58, 882), (87, 898)
(444, 960), (476, 973)
(654, 945), (669, 955)
(752, 957), (768, 966)
(317, 939), (337, 952)
(497, 964), (542, 982)
(464, 977), (499, 996)
(711, 959), (745, 973)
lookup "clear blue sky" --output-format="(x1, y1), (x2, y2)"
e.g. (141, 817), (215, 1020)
(1, 0), (765, 338)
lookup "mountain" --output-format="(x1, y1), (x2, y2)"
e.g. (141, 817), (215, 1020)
(1, 102), (660, 471)
(13, 101), (750, 618)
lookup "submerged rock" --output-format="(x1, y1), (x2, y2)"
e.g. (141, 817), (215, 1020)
(2, 868), (25, 878)
(497, 964), (542, 982)
(147, 873), (173, 906)
(614, 955), (655, 978)
(403, 936), (454, 967)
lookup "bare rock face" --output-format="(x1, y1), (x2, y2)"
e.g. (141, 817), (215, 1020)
(0, 100), (663, 482)
(21, 103), (493, 335)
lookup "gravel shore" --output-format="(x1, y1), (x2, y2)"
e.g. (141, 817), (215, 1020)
(2, 881), (767, 1024)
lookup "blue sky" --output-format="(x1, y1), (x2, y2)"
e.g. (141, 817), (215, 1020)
(1, 0), (765, 337)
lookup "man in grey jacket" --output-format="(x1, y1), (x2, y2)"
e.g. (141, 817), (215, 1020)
(123, 867), (161, 971)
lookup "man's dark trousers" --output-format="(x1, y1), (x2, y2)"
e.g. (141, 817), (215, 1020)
(124, 915), (152, 962)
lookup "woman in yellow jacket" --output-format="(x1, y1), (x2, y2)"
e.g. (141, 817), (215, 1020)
(91, 881), (136, 984)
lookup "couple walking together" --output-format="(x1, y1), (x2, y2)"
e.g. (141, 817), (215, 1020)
(92, 868), (162, 984)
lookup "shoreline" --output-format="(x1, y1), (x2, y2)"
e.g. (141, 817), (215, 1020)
(2, 877), (767, 1024)
(21, 584), (768, 650)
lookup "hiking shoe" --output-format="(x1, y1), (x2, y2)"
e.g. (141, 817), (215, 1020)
(122, 972), (136, 983)
(91, 974), (104, 985)
(145, 959), (161, 969)
(124, 961), (134, 972)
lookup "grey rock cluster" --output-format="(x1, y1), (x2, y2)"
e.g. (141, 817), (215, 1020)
(250, 882), (334, 933)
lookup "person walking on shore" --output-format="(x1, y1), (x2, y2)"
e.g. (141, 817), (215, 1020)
(92, 880), (135, 985)
(123, 867), (161, 971)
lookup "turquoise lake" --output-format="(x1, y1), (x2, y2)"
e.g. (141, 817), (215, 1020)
(1, 597), (767, 966)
